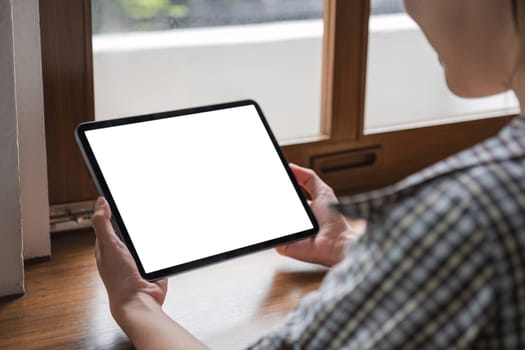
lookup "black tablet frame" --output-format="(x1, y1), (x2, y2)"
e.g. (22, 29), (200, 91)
(76, 100), (319, 280)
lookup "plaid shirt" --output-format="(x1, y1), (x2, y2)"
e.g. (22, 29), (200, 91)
(248, 115), (525, 349)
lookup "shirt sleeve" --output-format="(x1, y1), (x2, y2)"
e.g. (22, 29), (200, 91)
(246, 182), (496, 350)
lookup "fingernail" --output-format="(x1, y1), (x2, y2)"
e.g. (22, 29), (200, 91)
(95, 197), (105, 207)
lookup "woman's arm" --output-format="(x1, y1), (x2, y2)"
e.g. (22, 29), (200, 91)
(92, 198), (207, 350)
(114, 294), (206, 350)
(91, 165), (357, 349)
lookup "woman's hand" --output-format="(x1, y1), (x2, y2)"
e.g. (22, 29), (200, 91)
(276, 164), (362, 267)
(92, 197), (168, 321)
(92, 198), (208, 349)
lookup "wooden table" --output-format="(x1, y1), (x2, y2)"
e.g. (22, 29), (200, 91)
(0, 230), (326, 349)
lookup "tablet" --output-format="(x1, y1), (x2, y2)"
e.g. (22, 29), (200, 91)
(76, 100), (318, 280)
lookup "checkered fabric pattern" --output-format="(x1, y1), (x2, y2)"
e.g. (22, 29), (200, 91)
(248, 115), (525, 349)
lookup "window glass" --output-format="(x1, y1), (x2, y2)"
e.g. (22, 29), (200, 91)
(91, 0), (324, 142)
(92, 0), (323, 32)
(364, 0), (519, 134)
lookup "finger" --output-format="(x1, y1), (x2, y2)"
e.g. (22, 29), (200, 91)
(94, 197), (111, 219)
(155, 278), (168, 289)
(275, 238), (318, 264)
(155, 278), (168, 295)
(92, 197), (119, 245)
(152, 278), (169, 304)
(289, 163), (332, 199)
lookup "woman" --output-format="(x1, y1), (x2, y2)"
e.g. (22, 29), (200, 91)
(92, 0), (525, 348)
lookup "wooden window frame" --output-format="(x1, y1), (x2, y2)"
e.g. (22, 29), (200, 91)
(40, 0), (96, 204)
(40, 0), (513, 204)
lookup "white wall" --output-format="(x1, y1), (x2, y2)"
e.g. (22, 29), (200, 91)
(0, 0), (50, 297)
(0, 0), (24, 297)
(93, 17), (518, 140)
(12, 0), (50, 260)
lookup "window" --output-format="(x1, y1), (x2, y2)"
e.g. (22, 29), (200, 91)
(41, 0), (514, 204)
(91, 0), (325, 142)
(371, 0), (404, 15)
(92, 0), (324, 32)
(365, 0), (519, 134)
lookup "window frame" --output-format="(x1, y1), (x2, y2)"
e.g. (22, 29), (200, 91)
(40, 0), (514, 204)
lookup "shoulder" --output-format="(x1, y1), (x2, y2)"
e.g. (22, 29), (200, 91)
(380, 175), (478, 243)
(454, 159), (525, 233)
(383, 151), (525, 236)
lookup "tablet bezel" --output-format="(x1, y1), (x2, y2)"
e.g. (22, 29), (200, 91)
(76, 100), (319, 280)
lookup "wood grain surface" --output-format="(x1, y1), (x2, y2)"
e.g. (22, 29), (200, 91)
(40, 0), (98, 204)
(0, 230), (326, 349)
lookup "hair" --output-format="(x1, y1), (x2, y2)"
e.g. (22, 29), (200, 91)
(512, 0), (519, 30)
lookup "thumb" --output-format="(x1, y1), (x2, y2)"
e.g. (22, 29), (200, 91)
(92, 197), (117, 244)
(94, 197), (111, 219)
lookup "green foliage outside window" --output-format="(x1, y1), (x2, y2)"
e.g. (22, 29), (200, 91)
(92, 0), (329, 34)
(92, 0), (189, 33)
(117, 0), (188, 20)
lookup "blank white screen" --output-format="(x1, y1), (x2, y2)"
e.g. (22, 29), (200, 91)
(86, 105), (313, 273)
